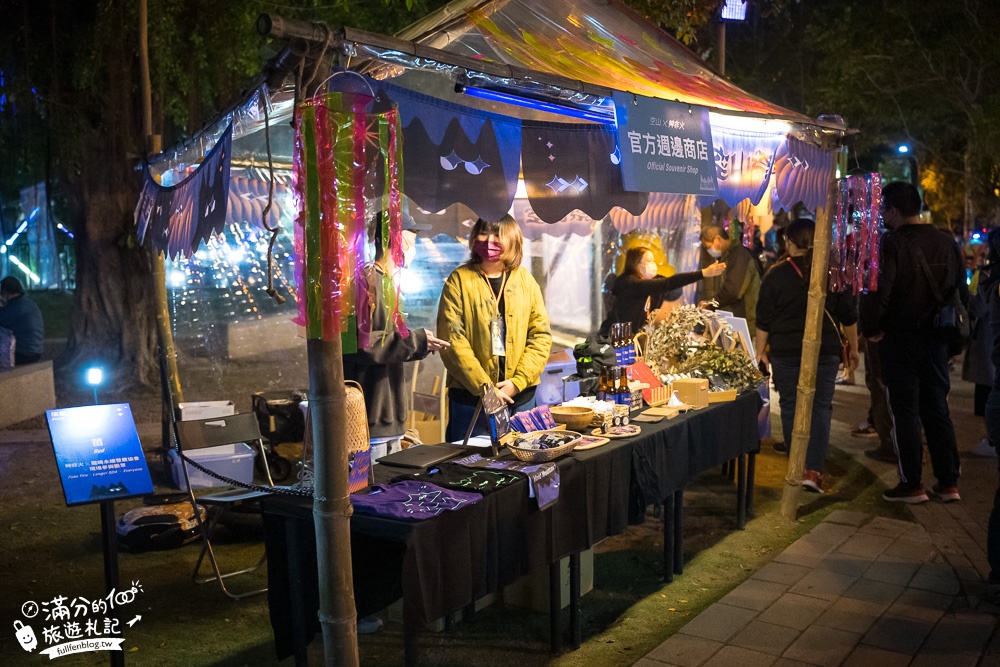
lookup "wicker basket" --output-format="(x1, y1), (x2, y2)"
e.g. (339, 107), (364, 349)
(507, 430), (582, 463)
(549, 405), (595, 432)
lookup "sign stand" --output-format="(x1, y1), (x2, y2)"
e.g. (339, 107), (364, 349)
(100, 500), (124, 667)
(45, 403), (153, 667)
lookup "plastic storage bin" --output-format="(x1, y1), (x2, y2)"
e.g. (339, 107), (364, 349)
(536, 354), (579, 406)
(169, 443), (256, 491)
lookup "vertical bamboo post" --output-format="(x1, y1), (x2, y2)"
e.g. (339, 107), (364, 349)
(139, 0), (184, 426)
(308, 336), (359, 666)
(779, 180), (836, 521)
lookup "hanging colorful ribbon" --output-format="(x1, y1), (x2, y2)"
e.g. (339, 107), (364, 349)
(830, 174), (881, 294)
(292, 92), (407, 347)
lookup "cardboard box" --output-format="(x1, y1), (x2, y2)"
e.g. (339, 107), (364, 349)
(504, 549), (594, 612)
(671, 378), (709, 408)
(387, 594), (495, 633)
(168, 443), (255, 490)
(178, 401), (235, 421)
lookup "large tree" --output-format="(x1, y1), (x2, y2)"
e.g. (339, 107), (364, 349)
(0, 0), (450, 387)
(724, 0), (1000, 227)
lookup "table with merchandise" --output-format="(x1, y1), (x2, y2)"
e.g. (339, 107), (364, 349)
(262, 389), (762, 666)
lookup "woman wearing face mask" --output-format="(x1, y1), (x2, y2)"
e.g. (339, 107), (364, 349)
(599, 246), (725, 336)
(438, 215), (552, 442)
(754, 218), (859, 493)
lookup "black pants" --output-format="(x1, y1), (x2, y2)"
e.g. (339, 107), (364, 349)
(863, 339), (894, 448)
(14, 352), (41, 366)
(881, 335), (960, 489)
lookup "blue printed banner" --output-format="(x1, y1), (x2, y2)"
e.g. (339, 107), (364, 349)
(613, 92), (717, 196)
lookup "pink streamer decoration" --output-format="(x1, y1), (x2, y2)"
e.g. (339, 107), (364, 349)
(830, 174), (882, 294)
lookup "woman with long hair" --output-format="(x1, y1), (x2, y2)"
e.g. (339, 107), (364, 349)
(755, 218), (859, 492)
(599, 246), (725, 335)
(437, 215), (552, 441)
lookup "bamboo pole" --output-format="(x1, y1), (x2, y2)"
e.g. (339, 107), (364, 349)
(139, 0), (184, 418)
(307, 337), (359, 666)
(779, 179), (836, 521)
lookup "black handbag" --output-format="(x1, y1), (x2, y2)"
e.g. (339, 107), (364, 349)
(912, 244), (970, 348)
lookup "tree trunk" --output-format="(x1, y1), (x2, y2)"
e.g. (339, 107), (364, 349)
(60, 159), (160, 388)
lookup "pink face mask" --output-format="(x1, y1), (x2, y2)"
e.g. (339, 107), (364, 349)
(473, 239), (503, 262)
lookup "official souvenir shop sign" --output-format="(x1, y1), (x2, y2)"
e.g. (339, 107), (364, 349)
(613, 92), (718, 197)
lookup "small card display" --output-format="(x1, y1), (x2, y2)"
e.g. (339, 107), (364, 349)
(46, 404), (154, 507)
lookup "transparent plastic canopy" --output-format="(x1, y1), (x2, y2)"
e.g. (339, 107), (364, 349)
(393, 0), (814, 121)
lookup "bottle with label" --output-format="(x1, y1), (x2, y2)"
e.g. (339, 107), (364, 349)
(611, 322), (622, 366)
(596, 367), (609, 402)
(617, 365), (631, 407)
(623, 322), (634, 365)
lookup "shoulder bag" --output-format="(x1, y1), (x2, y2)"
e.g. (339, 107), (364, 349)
(911, 243), (970, 348)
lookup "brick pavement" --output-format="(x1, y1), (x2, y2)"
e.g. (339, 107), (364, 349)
(639, 508), (999, 667)
(635, 362), (999, 666)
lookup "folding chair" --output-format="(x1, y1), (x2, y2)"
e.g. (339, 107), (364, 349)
(174, 412), (276, 600)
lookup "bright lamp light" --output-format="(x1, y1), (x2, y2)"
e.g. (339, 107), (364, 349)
(897, 145), (910, 154)
(86, 367), (103, 387)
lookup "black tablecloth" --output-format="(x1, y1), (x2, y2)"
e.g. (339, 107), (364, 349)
(263, 390), (762, 660)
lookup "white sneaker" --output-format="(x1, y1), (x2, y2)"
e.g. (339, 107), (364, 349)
(972, 438), (998, 458)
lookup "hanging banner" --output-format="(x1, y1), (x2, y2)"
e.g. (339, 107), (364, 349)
(773, 136), (837, 212)
(710, 126), (783, 207)
(377, 82), (521, 222)
(135, 124), (232, 258)
(612, 92), (717, 197)
(521, 121), (648, 223)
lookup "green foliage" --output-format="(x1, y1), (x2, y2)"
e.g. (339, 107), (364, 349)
(725, 0), (1000, 224)
(624, 0), (725, 44)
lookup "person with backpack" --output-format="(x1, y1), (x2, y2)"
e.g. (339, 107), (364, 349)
(860, 181), (967, 504)
(700, 225), (763, 334)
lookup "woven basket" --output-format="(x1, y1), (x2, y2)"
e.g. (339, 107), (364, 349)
(549, 405), (595, 432)
(507, 430), (582, 463)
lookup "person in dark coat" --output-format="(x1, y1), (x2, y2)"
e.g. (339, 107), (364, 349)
(599, 245), (725, 336)
(0, 276), (44, 365)
(701, 225), (762, 334)
(980, 228), (1000, 601)
(860, 181), (966, 504)
(343, 213), (450, 461)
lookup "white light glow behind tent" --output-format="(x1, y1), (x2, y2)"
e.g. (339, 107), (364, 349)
(708, 112), (792, 137)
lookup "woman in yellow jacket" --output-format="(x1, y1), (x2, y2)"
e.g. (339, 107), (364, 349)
(438, 214), (552, 441)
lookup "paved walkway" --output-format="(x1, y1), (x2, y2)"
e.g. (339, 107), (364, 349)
(639, 509), (999, 667)
(639, 364), (1000, 667)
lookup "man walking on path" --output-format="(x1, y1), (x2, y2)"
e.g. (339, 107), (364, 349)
(860, 182), (965, 504)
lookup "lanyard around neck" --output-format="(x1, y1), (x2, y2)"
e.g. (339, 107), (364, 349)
(481, 270), (508, 316)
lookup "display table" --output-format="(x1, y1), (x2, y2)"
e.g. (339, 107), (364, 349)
(262, 390), (762, 665)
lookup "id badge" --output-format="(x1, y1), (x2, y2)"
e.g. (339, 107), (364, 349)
(491, 315), (506, 356)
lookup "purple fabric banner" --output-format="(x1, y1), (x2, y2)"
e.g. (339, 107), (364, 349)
(135, 124), (233, 258)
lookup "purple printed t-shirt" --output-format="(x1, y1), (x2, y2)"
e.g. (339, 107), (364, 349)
(350, 480), (482, 521)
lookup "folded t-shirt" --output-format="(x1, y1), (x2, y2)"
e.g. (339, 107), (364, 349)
(350, 480), (481, 521)
(391, 463), (522, 496)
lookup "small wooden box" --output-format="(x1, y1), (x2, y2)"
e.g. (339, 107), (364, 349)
(672, 378), (709, 408)
(708, 388), (738, 403)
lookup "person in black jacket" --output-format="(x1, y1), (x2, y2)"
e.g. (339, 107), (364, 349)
(599, 245), (725, 336)
(860, 181), (966, 504)
(980, 227), (1000, 602)
(343, 213), (450, 461)
(755, 218), (859, 493)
